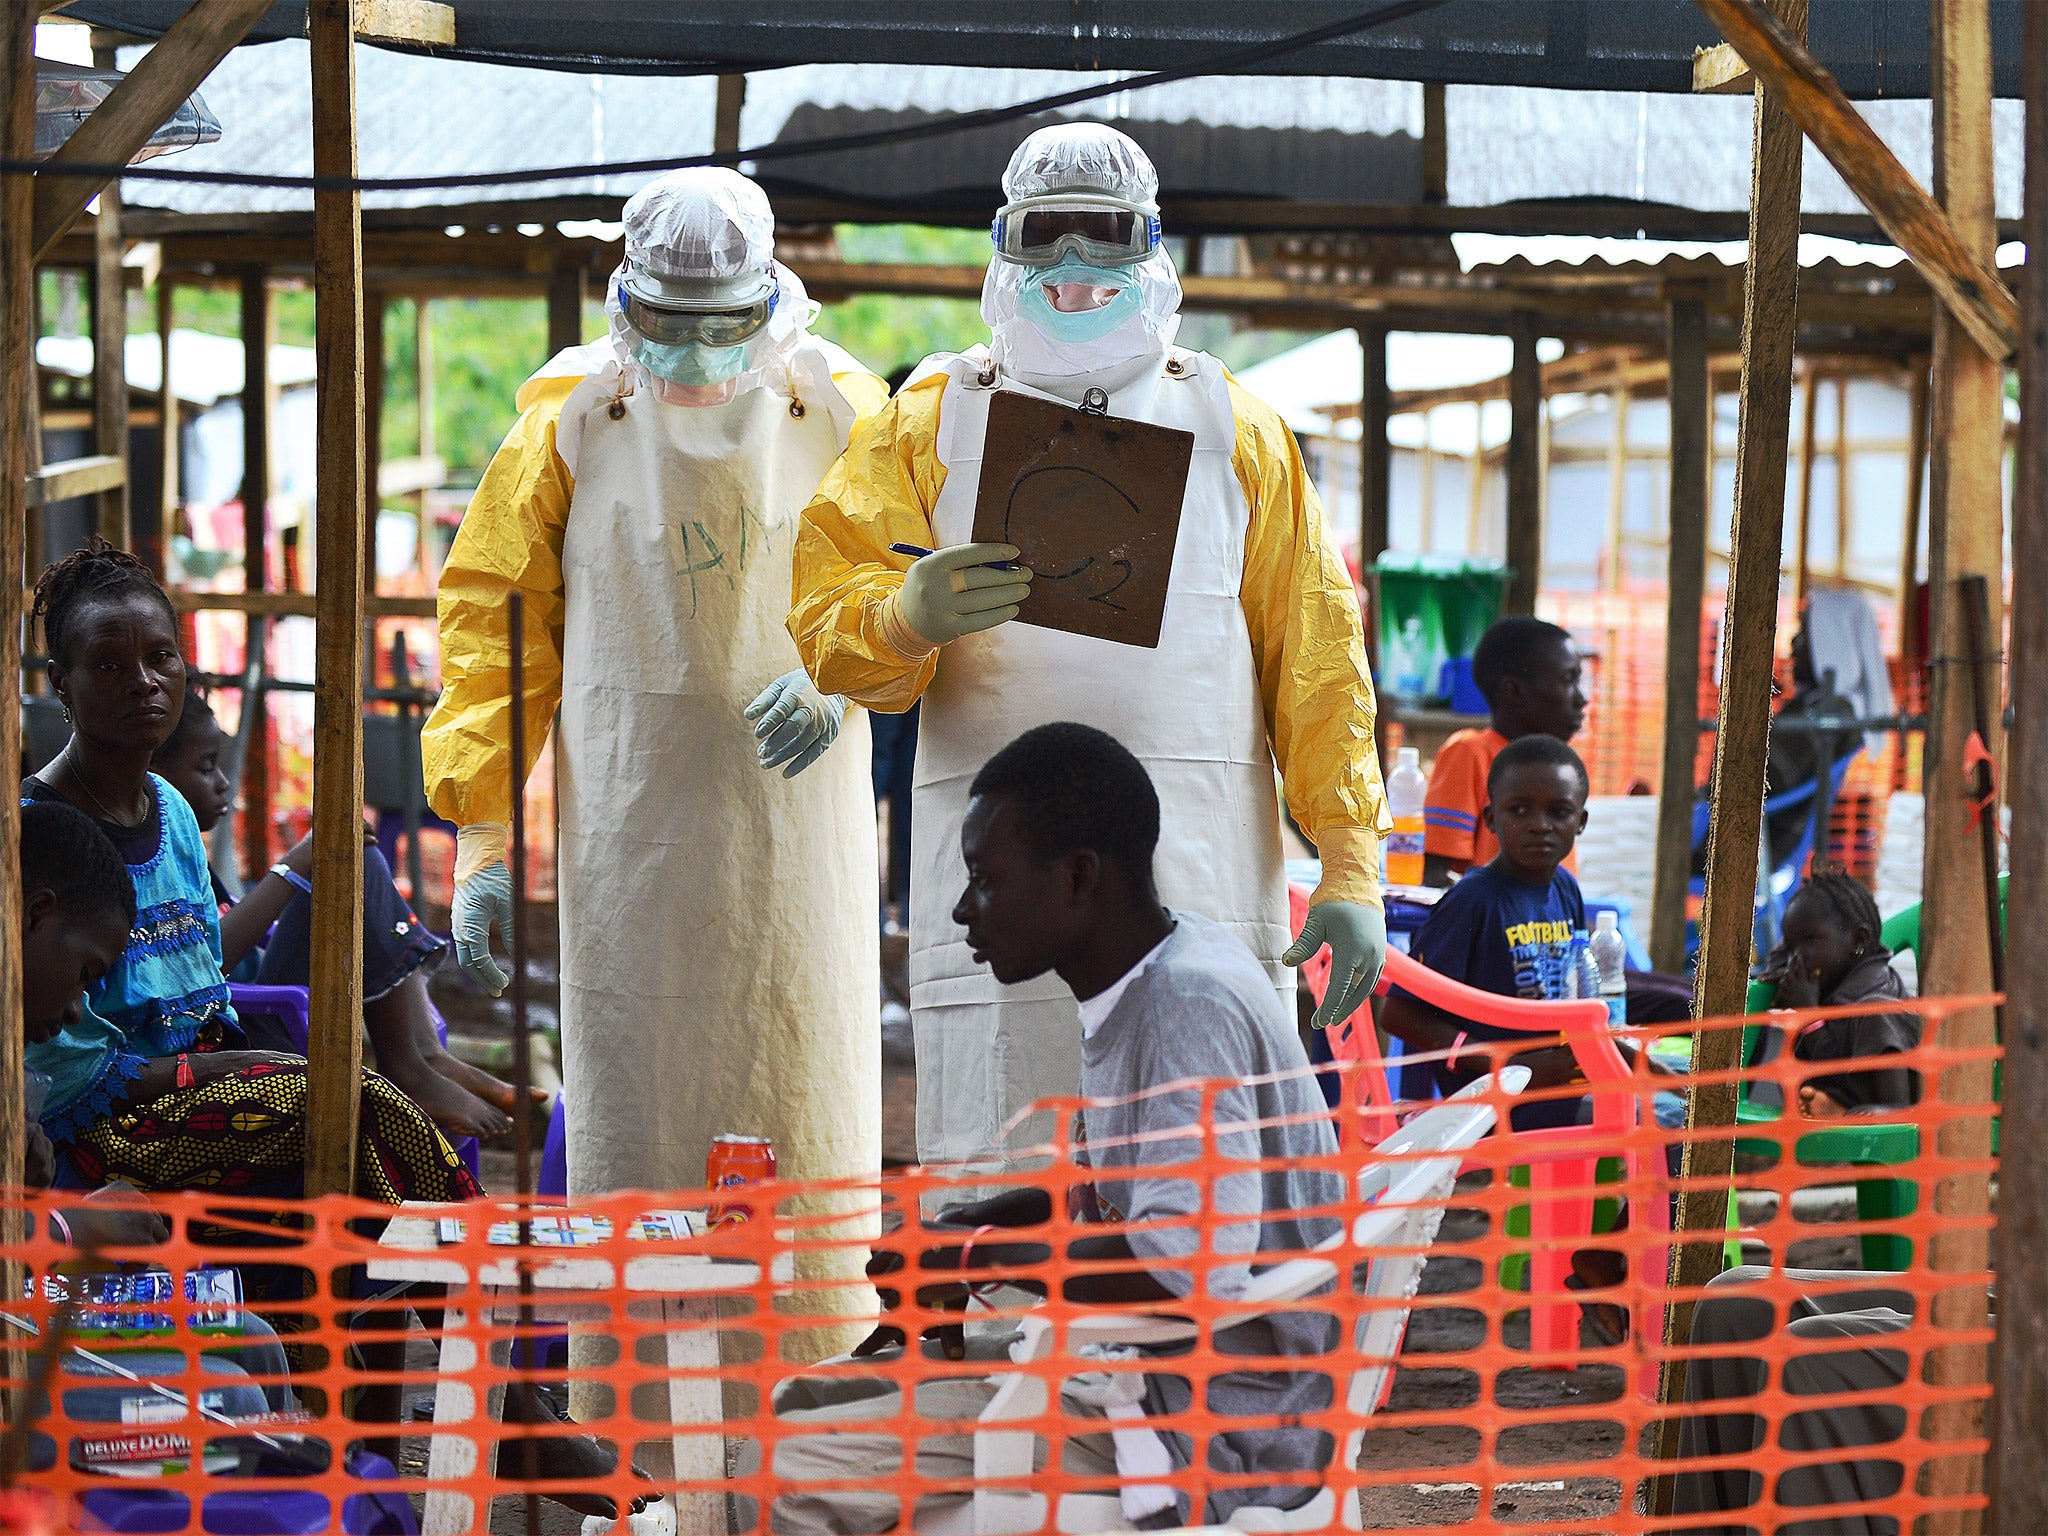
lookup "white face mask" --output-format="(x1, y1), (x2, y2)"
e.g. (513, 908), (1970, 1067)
(983, 242), (1183, 383)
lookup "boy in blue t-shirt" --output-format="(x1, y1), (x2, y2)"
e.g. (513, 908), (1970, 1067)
(1382, 734), (1656, 1130)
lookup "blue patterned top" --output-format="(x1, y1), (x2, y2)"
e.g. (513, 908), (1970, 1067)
(23, 775), (242, 1143)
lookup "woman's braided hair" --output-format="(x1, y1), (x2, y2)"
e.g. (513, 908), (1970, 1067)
(31, 538), (176, 665)
(1796, 860), (1882, 947)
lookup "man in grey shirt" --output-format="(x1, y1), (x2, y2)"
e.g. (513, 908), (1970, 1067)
(764, 722), (1346, 1533)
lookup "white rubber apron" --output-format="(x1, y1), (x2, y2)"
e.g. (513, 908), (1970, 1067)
(557, 374), (880, 1358)
(909, 349), (1292, 1168)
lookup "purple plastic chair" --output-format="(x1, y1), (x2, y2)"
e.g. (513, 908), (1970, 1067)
(77, 1447), (417, 1533)
(227, 985), (481, 1183)
(539, 1092), (567, 1200)
(514, 1093), (572, 1372)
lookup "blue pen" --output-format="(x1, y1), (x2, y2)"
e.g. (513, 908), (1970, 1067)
(889, 542), (1022, 572)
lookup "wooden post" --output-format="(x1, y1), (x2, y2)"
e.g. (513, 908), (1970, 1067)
(1355, 324), (1391, 758)
(415, 298), (433, 461)
(1358, 325), (1391, 569)
(547, 259), (585, 360)
(91, 37), (130, 552)
(1418, 410), (1436, 549)
(414, 298), (433, 581)
(714, 73), (746, 157)
(1504, 313), (1542, 616)
(1832, 364), (1851, 580)
(155, 278), (176, 579)
(1793, 365), (1818, 604)
(0, 0), (35, 1220)
(1652, 290), (1711, 972)
(1654, 0), (1807, 1469)
(1919, 0), (2002, 1521)
(1899, 359), (1930, 681)
(239, 269), (270, 879)
(21, 271), (39, 591)
(303, 0), (367, 1198)
(1990, 0), (2048, 1523)
(363, 288), (385, 685)
(1420, 81), (1447, 205)
(1463, 435), (1485, 553)
(1603, 386), (1630, 590)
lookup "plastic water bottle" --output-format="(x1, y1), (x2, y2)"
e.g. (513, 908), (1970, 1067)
(1385, 746), (1427, 886)
(1567, 928), (1599, 1005)
(1590, 910), (1629, 1030)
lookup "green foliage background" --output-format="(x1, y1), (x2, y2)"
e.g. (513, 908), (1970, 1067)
(115, 224), (1312, 489)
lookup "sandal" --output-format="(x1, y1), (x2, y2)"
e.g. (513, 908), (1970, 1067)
(1563, 1273), (1631, 1347)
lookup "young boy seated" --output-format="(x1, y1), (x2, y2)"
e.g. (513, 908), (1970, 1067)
(151, 690), (534, 1141)
(765, 723), (1344, 1534)
(1384, 735), (1675, 1132)
(1422, 616), (1692, 1027)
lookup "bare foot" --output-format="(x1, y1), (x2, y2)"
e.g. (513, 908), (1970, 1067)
(1800, 1085), (1849, 1119)
(432, 1051), (550, 1119)
(499, 1385), (654, 1519)
(379, 1055), (513, 1140)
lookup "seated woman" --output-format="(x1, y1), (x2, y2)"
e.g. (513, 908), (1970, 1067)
(25, 679), (645, 1517)
(20, 540), (481, 1207)
(1755, 866), (1920, 1118)
(150, 691), (533, 1142)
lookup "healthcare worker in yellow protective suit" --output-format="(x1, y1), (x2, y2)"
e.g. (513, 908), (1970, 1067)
(423, 168), (885, 1361)
(789, 123), (1390, 1171)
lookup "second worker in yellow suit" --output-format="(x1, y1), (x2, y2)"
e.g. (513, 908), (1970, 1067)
(424, 168), (886, 1363)
(789, 123), (1391, 1171)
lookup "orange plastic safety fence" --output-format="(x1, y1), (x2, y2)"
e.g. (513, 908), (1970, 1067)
(0, 995), (1997, 1536)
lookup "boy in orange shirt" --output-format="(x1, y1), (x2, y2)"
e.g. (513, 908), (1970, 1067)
(1422, 615), (1692, 1026)
(1423, 617), (1587, 887)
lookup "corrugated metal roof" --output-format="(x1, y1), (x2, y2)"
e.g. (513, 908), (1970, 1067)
(83, 43), (2026, 224)
(57, 2), (2028, 97)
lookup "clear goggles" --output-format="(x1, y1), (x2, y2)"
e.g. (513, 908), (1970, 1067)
(991, 193), (1162, 268)
(619, 283), (774, 348)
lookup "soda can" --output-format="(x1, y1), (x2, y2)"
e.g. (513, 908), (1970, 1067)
(706, 1133), (776, 1229)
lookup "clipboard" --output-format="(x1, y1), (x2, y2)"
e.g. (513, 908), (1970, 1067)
(969, 388), (1193, 648)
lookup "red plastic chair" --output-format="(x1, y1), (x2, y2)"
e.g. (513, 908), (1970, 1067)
(1306, 940), (1652, 1365)
(1377, 949), (1662, 1367)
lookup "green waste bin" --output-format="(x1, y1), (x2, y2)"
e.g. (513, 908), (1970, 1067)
(1370, 553), (1511, 706)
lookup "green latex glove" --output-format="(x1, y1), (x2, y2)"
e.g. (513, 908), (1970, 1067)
(888, 543), (1034, 647)
(452, 860), (514, 998)
(746, 669), (847, 777)
(1282, 899), (1389, 1032)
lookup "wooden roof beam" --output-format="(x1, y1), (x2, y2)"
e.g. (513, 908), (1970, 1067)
(31, 0), (272, 264)
(1694, 0), (2018, 359)
(342, 0), (453, 47)
(25, 453), (124, 508)
(1692, 42), (1754, 94)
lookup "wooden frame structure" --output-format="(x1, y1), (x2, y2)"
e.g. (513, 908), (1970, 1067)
(0, 0), (2034, 1516)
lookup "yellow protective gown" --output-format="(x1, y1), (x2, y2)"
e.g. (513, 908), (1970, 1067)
(425, 342), (890, 1363)
(789, 348), (1389, 1169)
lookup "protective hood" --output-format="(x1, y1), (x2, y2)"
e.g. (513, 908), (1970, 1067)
(984, 123), (1181, 386)
(604, 167), (823, 408)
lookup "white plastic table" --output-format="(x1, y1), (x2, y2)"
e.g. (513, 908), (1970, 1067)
(367, 1208), (760, 1535)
